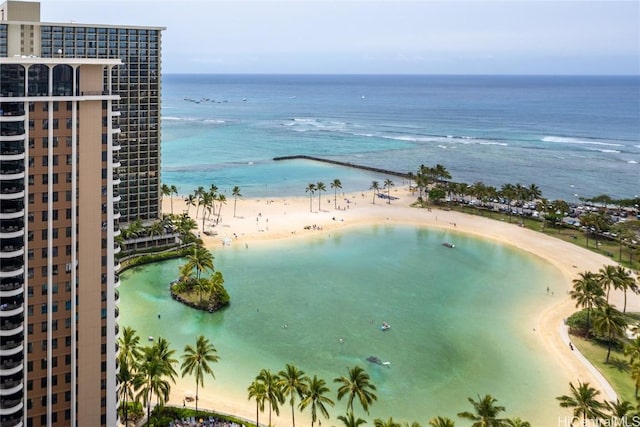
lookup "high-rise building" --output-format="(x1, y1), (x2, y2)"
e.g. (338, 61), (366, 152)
(0, 1), (163, 426)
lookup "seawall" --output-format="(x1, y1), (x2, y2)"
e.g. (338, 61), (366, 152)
(273, 155), (410, 179)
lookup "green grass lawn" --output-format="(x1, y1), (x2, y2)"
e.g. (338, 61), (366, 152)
(571, 335), (637, 403)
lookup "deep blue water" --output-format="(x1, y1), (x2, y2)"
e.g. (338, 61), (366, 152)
(161, 74), (640, 200)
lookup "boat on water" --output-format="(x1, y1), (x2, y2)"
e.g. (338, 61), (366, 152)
(380, 322), (391, 331)
(366, 356), (391, 366)
(148, 336), (154, 341)
(442, 242), (455, 248)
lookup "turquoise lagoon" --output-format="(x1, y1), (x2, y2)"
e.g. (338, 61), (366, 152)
(119, 225), (569, 424)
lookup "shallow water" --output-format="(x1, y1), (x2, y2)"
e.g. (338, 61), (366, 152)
(119, 225), (568, 424)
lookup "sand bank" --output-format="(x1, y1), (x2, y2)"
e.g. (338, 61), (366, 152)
(158, 186), (635, 422)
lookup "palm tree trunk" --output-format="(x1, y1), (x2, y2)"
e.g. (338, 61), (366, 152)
(196, 381), (199, 412)
(624, 290), (628, 313)
(606, 340), (612, 363)
(291, 401), (295, 427)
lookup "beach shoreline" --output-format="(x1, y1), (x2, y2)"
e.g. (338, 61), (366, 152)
(156, 186), (634, 423)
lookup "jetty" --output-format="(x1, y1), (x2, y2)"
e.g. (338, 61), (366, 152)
(273, 155), (410, 179)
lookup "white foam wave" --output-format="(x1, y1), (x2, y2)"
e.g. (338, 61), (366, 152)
(628, 160), (638, 164)
(163, 116), (227, 124)
(542, 136), (622, 147)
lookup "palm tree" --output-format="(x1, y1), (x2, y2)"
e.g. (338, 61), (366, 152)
(370, 181), (380, 205)
(334, 365), (377, 415)
(256, 369), (283, 426)
(306, 183), (316, 213)
(148, 220), (164, 247)
(117, 357), (136, 426)
(248, 379), (267, 427)
(232, 186), (242, 217)
(605, 399), (635, 419)
(374, 417), (401, 427)
(185, 246), (214, 280)
(504, 419), (531, 427)
(194, 278), (211, 303)
(406, 172), (415, 192)
(122, 218), (144, 240)
(278, 363), (308, 427)
(593, 303), (627, 363)
(337, 411), (368, 427)
(624, 336), (640, 364)
(118, 326), (142, 367)
(181, 335), (219, 412)
(170, 185), (178, 214)
(428, 417), (455, 427)
(134, 339), (178, 425)
(457, 394), (506, 427)
(569, 271), (605, 335)
(433, 163), (451, 184)
(152, 337), (178, 383)
(117, 326), (142, 424)
(331, 179), (343, 209)
(216, 194), (227, 223)
(208, 271), (226, 303)
(316, 182), (326, 211)
(185, 194), (197, 216)
(526, 183), (542, 202)
(631, 362), (640, 398)
(194, 186), (205, 218)
(598, 264), (621, 303)
(161, 184), (171, 213)
(615, 265), (637, 313)
(556, 381), (606, 423)
(199, 191), (214, 229)
(383, 179), (394, 204)
(299, 375), (334, 427)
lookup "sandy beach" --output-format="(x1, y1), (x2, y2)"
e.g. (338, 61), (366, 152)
(157, 185), (637, 424)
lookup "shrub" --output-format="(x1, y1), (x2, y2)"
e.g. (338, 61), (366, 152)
(567, 309), (590, 336)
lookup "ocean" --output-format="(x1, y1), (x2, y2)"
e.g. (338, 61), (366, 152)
(161, 74), (640, 201)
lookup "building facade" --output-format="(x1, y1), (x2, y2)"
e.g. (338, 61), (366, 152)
(1, 0), (164, 224)
(0, 1), (163, 426)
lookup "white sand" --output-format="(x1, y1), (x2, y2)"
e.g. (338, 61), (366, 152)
(158, 187), (637, 423)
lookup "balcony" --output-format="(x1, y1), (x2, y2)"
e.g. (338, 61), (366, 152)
(0, 358), (22, 377)
(0, 340), (22, 357)
(0, 262), (23, 279)
(0, 184), (24, 200)
(0, 377), (23, 397)
(0, 303), (23, 318)
(0, 280), (23, 298)
(0, 400), (24, 419)
(0, 320), (23, 338)
(0, 239), (24, 259)
(0, 227), (23, 240)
